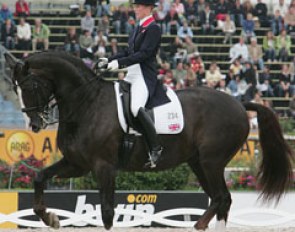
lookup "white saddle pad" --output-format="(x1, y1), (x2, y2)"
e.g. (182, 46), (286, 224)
(114, 82), (184, 134)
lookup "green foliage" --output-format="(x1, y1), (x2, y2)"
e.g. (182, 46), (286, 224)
(115, 164), (190, 190)
(279, 118), (295, 135)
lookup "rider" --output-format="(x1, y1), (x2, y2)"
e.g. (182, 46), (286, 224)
(97, 0), (170, 167)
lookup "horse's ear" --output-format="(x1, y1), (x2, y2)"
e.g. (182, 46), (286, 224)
(4, 52), (18, 69)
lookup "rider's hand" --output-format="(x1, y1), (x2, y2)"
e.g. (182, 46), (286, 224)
(97, 57), (108, 69)
(107, 60), (119, 71)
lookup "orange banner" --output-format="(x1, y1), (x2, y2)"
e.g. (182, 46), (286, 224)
(0, 129), (61, 166)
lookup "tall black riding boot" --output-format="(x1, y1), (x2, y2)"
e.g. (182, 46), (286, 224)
(137, 107), (162, 168)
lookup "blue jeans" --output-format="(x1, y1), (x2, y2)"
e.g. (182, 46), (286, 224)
(113, 20), (132, 34)
(264, 49), (275, 61)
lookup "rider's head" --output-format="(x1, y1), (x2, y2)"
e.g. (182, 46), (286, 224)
(133, 0), (155, 20)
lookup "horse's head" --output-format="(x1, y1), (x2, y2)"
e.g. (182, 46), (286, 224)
(5, 53), (54, 133)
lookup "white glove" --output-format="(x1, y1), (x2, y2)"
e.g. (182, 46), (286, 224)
(97, 57), (108, 69)
(107, 60), (119, 71)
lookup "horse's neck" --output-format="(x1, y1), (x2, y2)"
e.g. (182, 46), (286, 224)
(55, 77), (106, 121)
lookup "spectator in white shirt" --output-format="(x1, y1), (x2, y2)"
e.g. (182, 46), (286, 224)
(273, 0), (289, 17)
(16, 17), (31, 50)
(229, 37), (249, 63)
(173, 0), (185, 16)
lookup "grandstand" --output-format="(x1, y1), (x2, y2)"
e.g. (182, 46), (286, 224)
(0, 0), (294, 128)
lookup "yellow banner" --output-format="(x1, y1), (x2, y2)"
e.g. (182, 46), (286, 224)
(0, 129), (257, 166)
(0, 129), (61, 166)
(0, 192), (18, 228)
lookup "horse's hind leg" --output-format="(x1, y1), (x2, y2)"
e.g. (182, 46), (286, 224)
(34, 158), (87, 228)
(188, 155), (231, 231)
(93, 160), (116, 230)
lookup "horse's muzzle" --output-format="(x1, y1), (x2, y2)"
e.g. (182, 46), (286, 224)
(30, 115), (43, 133)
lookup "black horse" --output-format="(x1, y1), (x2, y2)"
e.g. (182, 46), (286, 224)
(5, 51), (294, 230)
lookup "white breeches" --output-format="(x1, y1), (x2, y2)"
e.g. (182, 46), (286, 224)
(124, 64), (149, 117)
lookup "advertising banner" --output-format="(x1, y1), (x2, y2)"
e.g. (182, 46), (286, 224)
(0, 191), (209, 228)
(0, 129), (60, 166)
(0, 129), (257, 166)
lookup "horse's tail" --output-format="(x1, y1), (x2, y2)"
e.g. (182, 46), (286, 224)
(243, 102), (294, 202)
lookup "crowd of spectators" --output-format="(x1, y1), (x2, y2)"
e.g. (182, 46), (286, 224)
(0, 0), (294, 106)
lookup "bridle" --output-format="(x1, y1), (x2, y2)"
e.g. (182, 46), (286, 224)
(12, 68), (57, 128)
(12, 61), (107, 128)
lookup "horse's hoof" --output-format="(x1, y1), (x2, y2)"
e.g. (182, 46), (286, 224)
(48, 212), (60, 229)
(194, 221), (208, 231)
(215, 220), (226, 232)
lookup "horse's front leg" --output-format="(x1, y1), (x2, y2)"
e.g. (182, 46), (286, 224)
(94, 160), (116, 230)
(34, 158), (87, 228)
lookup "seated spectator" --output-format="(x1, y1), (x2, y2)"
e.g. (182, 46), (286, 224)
(173, 61), (187, 89)
(170, 36), (187, 67)
(15, 0), (29, 17)
(168, 35), (183, 57)
(185, 62), (197, 87)
(257, 65), (274, 97)
(84, 0), (97, 16)
(227, 74), (248, 100)
(217, 78), (231, 95)
(215, 0), (230, 29)
(242, 0), (255, 19)
(184, 36), (199, 61)
(199, 4), (215, 35)
(173, 0), (185, 18)
(97, 0), (111, 17)
(163, 70), (176, 90)
(241, 13), (255, 43)
(229, 58), (243, 75)
(16, 17), (31, 50)
(158, 61), (170, 80)
(64, 27), (80, 57)
(254, 0), (268, 27)
(153, 2), (167, 33)
(276, 29), (291, 62)
(229, 37), (249, 63)
(32, 18), (50, 51)
(177, 21), (193, 40)
(1, 19), (15, 49)
(107, 38), (120, 57)
(248, 37), (264, 70)
(221, 14), (236, 44)
(81, 10), (95, 35)
(242, 62), (257, 101)
(113, 5), (132, 34)
(0, 3), (14, 25)
(184, 0), (198, 26)
(231, 0), (244, 27)
(94, 40), (106, 59)
(284, 6), (295, 35)
(271, 9), (284, 36)
(164, 5), (180, 35)
(190, 55), (204, 75)
(273, 0), (288, 18)
(275, 64), (293, 97)
(98, 15), (110, 36)
(263, 31), (277, 62)
(205, 62), (222, 88)
(94, 30), (108, 48)
(79, 30), (94, 59)
(197, 0), (206, 16)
